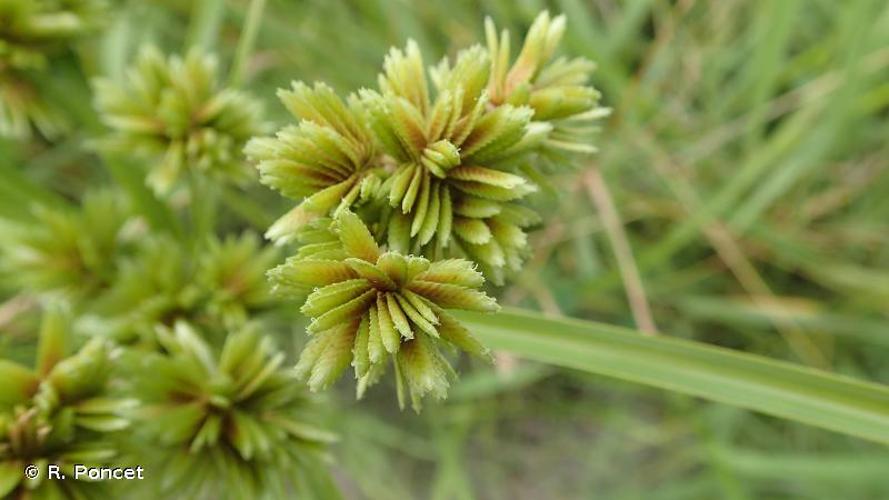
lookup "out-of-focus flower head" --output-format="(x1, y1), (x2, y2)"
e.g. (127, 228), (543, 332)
(0, 190), (130, 303)
(87, 231), (280, 344)
(126, 321), (335, 498)
(0, 0), (106, 138)
(198, 232), (280, 328)
(94, 47), (266, 195)
(0, 309), (131, 499)
(86, 235), (203, 344)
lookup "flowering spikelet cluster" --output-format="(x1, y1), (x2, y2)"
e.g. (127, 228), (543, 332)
(0, 190), (128, 301)
(269, 211), (496, 410)
(198, 233), (280, 328)
(247, 11), (602, 408)
(361, 41), (545, 283)
(80, 232), (279, 345)
(486, 12), (607, 156)
(0, 192), (279, 343)
(245, 81), (379, 244)
(94, 47), (265, 195)
(127, 322), (334, 498)
(0, 310), (130, 499)
(0, 0), (106, 138)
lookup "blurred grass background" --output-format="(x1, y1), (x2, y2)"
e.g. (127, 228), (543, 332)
(2, 0), (889, 498)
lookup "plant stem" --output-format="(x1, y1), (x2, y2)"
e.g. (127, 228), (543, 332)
(229, 0), (267, 87)
(582, 165), (657, 335)
(631, 130), (829, 369)
(187, 172), (217, 253)
(187, 0), (226, 51)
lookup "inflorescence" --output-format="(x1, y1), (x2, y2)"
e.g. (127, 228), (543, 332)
(247, 11), (603, 409)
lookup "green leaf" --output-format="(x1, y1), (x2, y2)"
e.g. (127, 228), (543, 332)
(104, 158), (183, 237)
(457, 307), (889, 445)
(0, 361), (38, 407)
(0, 462), (21, 498)
(36, 307), (69, 376)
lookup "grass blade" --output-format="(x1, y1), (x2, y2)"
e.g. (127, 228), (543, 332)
(457, 307), (889, 444)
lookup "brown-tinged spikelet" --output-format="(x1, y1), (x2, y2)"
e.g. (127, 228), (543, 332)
(248, 11), (605, 409)
(360, 40), (543, 283)
(269, 210), (496, 410)
(486, 11), (607, 155)
(245, 82), (379, 243)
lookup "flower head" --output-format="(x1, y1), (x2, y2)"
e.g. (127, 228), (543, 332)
(249, 11), (604, 409)
(0, 0), (106, 138)
(0, 309), (130, 499)
(89, 231), (278, 344)
(269, 210), (496, 410)
(0, 190), (129, 301)
(198, 233), (280, 328)
(94, 47), (265, 195)
(360, 41), (543, 283)
(87, 235), (202, 344)
(127, 322), (335, 498)
(245, 82), (378, 243)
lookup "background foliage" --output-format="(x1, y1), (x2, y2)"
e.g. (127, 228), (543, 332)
(1, 0), (888, 499)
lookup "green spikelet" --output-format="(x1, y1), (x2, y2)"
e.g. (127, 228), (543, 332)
(360, 41), (542, 280)
(94, 46), (265, 195)
(0, 309), (131, 500)
(485, 11), (606, 155)
(126, 321), (335, 498)
(0, 0), (106, 138)
(269, 210), (495, 411)
(245, 82), (378, 243)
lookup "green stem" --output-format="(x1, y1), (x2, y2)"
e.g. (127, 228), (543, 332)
(456, 307), (889, 444)
(187, 173), (217, 251)
(221, 185), (274, 229)
(229, 0), (267, 87)
(104, 157), (183, 238)
(186, 0), (227, 51)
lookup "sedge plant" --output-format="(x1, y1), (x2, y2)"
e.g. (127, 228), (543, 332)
(3, 3), (887, 499)
(247, 10), (603, 410)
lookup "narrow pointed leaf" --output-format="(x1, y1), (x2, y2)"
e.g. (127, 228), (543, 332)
(459, 308), (889, 445)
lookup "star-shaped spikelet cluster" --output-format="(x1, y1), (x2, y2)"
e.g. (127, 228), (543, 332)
(247, 11), (604, 409)
(247, 11), (603, 284)
(0, 310), (129, 499)
(270, 211), (496, 410)
(94, 47), (265, 195)
(128, 322), (334, 497)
